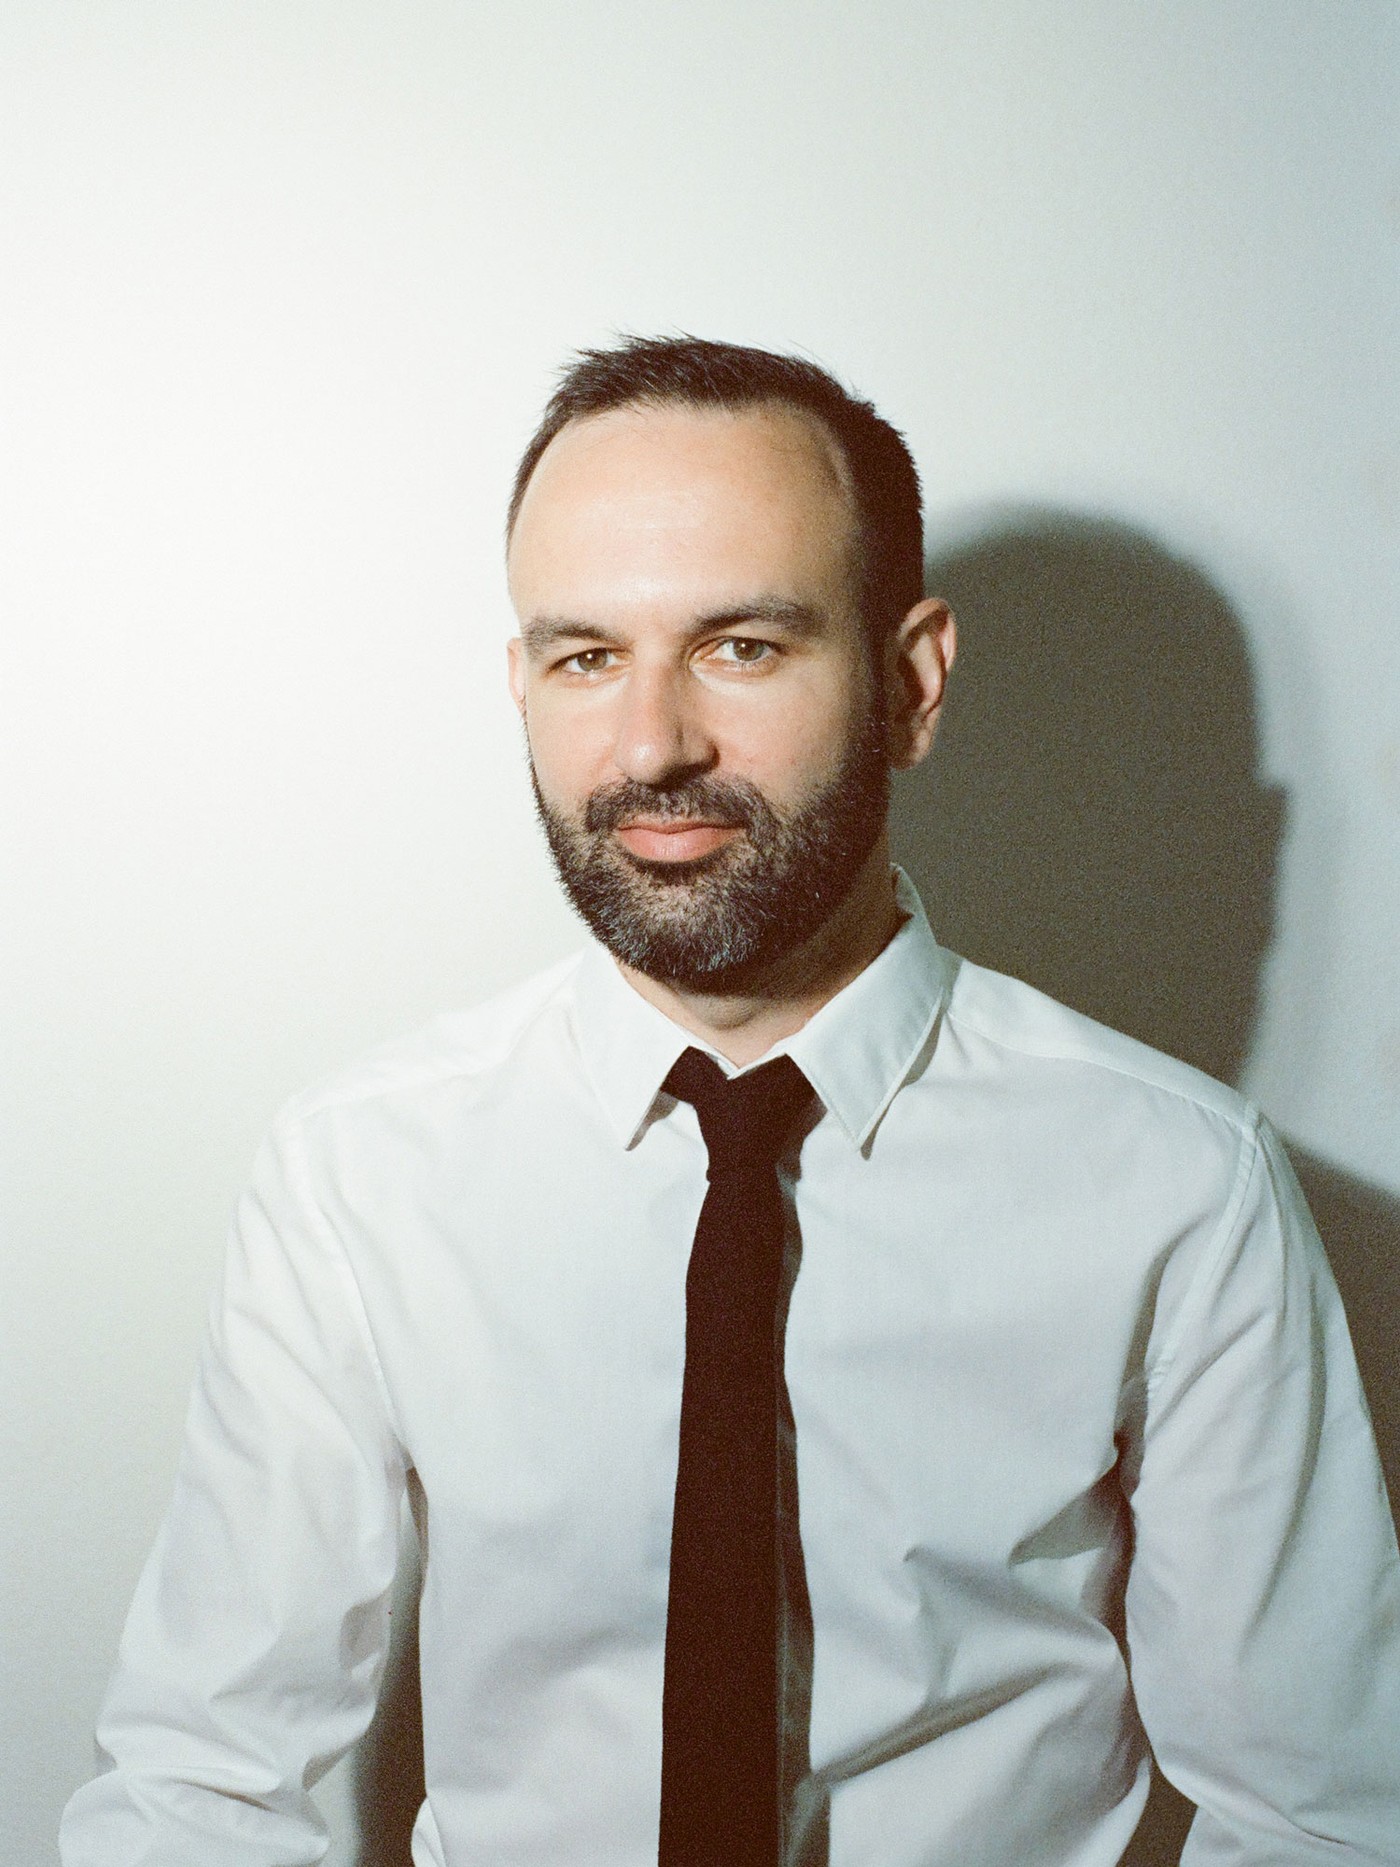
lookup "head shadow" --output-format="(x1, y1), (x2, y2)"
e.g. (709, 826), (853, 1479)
(892, 507), (1399, 1864)
(891, 509), (1400, 1498)
(892, 508), (1283, 1085)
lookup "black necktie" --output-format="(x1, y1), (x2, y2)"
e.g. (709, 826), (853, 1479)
(658, 1046), (815, 1867)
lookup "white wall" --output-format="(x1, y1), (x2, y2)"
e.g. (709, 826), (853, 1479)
(3, 4), (1396, 1861)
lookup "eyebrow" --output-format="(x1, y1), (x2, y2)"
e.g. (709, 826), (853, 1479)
(519, 598), (827, 654)
(520, 617), (627, 653)
(696, 598), (826, 637)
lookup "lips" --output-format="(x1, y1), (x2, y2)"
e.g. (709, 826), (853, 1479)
(613, 821), (741, 863)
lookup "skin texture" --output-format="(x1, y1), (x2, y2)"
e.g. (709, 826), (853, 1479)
(507, 400), (956, 1065)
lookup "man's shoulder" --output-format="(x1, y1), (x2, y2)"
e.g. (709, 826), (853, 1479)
(940, 951), (1258, 1138)
(271, 952), (587, 1137)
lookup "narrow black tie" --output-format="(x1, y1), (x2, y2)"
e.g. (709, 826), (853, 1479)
(658, 1047), (815, 1867)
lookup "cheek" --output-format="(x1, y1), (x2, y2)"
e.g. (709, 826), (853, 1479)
(525, 699), (610, 799)
(730, 684), (869, 798)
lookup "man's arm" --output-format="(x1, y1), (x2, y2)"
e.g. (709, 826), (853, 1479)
(60, 1116), (408, 1867)
(1125, 1115), (1400, 1863)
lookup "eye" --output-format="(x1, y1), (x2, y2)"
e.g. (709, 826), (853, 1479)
(559, 647), (617, 675)
(710, 636), (775, 667)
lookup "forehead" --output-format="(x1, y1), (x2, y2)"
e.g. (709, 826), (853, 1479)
(507, 401), (861, 619)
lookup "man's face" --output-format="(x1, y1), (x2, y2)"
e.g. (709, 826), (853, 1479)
(506, 400), (891, 989)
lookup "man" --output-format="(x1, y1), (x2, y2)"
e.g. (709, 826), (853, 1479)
(62, 337), (1399, 1864)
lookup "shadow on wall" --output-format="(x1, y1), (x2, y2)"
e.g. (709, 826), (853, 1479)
(353, 1526), (425, 1867)
(895, 508), (1400, 1866)
(348, 509), (1400, 1867)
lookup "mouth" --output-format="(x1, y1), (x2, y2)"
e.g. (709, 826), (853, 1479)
(612, 820), (742, 864)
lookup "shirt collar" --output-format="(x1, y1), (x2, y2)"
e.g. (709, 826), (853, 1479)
(571, 869), (949, 1151)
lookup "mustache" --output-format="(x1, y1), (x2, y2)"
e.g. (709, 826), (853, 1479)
(583, 777), (775, 836)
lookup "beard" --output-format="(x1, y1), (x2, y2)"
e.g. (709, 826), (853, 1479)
(529, 700), (890, 991)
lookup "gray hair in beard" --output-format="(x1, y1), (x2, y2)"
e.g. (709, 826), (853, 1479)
(529, 696), (890, 990)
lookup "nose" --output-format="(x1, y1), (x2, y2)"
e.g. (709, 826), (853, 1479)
(610, 661), (717, 788)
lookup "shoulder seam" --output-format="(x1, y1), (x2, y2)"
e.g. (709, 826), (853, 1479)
(942, 997), (1257, 1135)
(277, 1116), (412, 1456)
(276, 955), (584, 1131)
(1144, 1107), (1265, 1389)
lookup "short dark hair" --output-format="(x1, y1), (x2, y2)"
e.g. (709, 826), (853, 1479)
(507, 334), (924, 642)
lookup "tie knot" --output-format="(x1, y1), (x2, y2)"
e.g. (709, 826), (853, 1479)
(663, 1047), (814, 1178)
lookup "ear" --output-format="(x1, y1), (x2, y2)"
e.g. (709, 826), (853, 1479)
(506, 637), (528, 720)
(885, 598), (956, 770)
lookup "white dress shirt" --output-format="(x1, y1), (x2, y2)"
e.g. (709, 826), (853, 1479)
(61, 874), (1400, 1865)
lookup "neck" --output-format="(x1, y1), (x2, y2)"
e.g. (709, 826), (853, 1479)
(617, 838), (902, 1067)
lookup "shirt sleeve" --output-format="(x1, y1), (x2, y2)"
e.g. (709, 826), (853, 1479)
(59, 1114), (409, 1867)
(1123, 1113), (1400, 1864)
